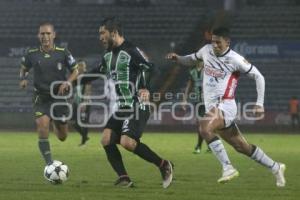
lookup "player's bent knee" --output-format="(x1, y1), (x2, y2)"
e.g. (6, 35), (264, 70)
(121, 143), (135, 152)
(57, 132), (67, 141)
(36, 124), (49, 137)
(120, 136), (136, 152)
(101, 129), (112, 146)
(201, 124), (209, 135)
(207, 122), (219, 134)
(55, 125), (68, 141)
(201, 125), (215, 139)
(233, 142), (249, 155)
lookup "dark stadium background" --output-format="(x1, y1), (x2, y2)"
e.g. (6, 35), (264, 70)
(0, 0), (299, 133)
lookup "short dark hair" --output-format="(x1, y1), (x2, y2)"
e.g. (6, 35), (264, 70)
(212, 27), (230, 38)
(100, 17), (123, 36)
(77, 59), (86, 63)
(39, 22), (55, 31)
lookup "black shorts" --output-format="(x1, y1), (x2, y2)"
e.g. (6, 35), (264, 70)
(33, 92), (70, 124)
(104, 105), (150, 142)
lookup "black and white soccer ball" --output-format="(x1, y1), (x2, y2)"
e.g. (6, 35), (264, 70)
(44, 160), (69, 184)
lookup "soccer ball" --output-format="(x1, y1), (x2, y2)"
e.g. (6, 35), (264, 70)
(44, 160), (69, 184)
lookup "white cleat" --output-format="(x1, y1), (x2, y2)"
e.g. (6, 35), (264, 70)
(160, 160), (174, 188)
(274, 163), (286, 187)
(193, 148), (201, 154)
(218, 168), (239, 183)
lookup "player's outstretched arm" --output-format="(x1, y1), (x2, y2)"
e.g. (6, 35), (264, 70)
(165, 52), (197, 66)
(165, 52), (180, 61)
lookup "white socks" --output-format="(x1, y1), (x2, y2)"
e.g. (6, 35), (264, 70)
(208, 139), (280, 174)
(209, 139), (233, 171)
(251, 146), (280, 174)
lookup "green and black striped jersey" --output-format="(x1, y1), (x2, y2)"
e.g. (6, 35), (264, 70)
(21, 45), (77, 94)
(86, 40), (153, 108)
(189, 67), (204, 103)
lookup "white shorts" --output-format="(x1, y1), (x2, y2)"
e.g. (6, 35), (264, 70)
(217, 99), (237, 128)
(206, 99), (237, 128)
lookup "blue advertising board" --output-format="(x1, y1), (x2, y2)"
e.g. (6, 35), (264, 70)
(232, 40), (300, 58)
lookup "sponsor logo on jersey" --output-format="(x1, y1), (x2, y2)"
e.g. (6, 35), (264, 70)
(223, 58), (231, 64)
(119, 54), (129, 64)
(204, 65), (226, 78)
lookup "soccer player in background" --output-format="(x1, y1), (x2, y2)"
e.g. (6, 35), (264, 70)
(182, 60), (210, 154)
(19, 23), (78, 165)
(289, 96), (299, 129)
(166, 27), (286, 187)
(72, 60), (91, 146)
(81, 17), (173, 188)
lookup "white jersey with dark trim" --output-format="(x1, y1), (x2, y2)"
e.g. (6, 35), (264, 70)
(190, 44), (259, 110)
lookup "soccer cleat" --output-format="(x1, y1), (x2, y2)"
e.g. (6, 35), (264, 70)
(160, 160), (174, 188)
(114, 176), (134, 188)
(218, 168), (239, 183)
(79, 137), (89, 146)
(193, 147), (201, 154)
(206, 148), (212, 153)
(273, 163), (286, 187)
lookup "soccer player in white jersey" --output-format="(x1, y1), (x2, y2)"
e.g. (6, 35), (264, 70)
(166, 27), (286, 187)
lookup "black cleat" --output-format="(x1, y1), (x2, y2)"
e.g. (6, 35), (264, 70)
(159, 160), (174, 188)
(114, 176), (134, 188)
(79, 137), (89, 146)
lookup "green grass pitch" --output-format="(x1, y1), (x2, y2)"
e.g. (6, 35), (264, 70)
(0, 132), (298, 200)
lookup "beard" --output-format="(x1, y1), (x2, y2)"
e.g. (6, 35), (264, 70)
(106, 38), (115, 51)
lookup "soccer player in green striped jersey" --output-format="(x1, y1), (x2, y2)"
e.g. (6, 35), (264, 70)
(82, 17), (173, 188)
